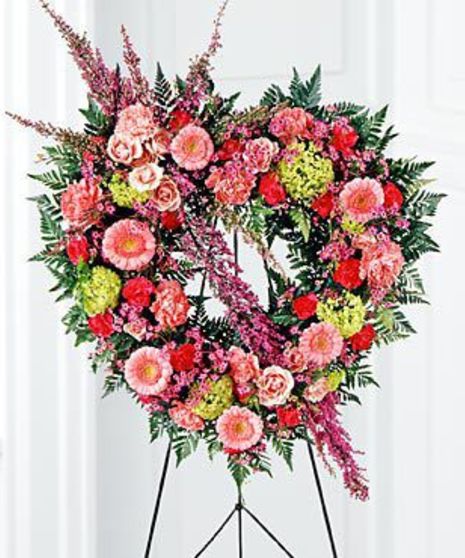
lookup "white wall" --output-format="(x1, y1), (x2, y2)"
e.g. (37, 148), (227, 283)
(1, 1), (464, 557)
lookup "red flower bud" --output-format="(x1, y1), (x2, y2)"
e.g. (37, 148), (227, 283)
(160, 209), (185, 231)
(170, 343), (196, 372)
(311, 191), (335, 218)
(66, 235), (89, 265)
(292, 293), (318, 320)
(217, 138), (243, 161)
(383, 182), (404, 213)
(350, 324), (376, 351)
(122, 277), (155, 307)
(168, 109), (193, 132)
(333, 259), (363, 290)
(277, 406), (301, 429)
(88, 311), (114, 338)
(259, 172), (286, 206)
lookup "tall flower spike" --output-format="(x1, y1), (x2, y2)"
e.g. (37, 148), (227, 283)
(121, 25), (153, 107)
(38, 0), (132, 115)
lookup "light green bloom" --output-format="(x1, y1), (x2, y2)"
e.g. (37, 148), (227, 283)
(317, 293), (366, 338)
(341, 217), (365, 235)
(79, 266), (121, 316)
(278, 142), (334, 201)
(107, 174), (150, 208)
(193, 376), (234, 420)
(327, 369), (345, 391)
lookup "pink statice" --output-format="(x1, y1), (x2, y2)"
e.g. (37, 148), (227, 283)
(170, 124), (214, 170)
(339, 178), (384, 223)
(61, 179), (102, 228)
(269, 107), (309, 144)
(115, 103), (157, 141)
(299, 322), (343, 368)
(150, 280), (190, 330)
(228, 346), (260, 384)
(243, 137), (278, 173)
(107, 134), (143, 165)
(102, 219), (156, 270)
(124, 346), (172, 396)
(256, 366), (294, 407)
(216, 406), (264, 451)
(169, 402), (205, 432)
(205, 161), (256, 205)
(359, 237), (404, 291)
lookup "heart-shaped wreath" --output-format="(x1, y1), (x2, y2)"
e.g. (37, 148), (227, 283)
(10, 1), (443, 500)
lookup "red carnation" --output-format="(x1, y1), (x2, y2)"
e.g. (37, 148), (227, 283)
(277, 406), (301, 429)
(292, 293), (318, 320)
(170, 343), (196, 372)
(168, 109), (193, 132)
(383, 182), (404, 213)
(66, 235), (89, 265)
(122, 277), (155, 307)
(88, 312), (114, 338)
(331, 123), (358, 156)
(259, 173), (286, 206)
(333, 259), (363, 290)
(217, 138), (243, 161)
(311, 191), (335, 218)
(233, 383), (256, 404)
(160, 209), (185, 231)
(350, 324), (376, 351)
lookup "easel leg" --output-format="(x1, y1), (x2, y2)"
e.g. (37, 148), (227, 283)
(307, 440), (339, 558)
(237, 487), (244, 558)
(144, 441), (172, 558)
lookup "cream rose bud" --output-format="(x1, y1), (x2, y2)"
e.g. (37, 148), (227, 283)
(257, 366), (294, 407)
(152, 177), (181, 212)
(129, 162), (164, 192)
(107, 134), (143, 165)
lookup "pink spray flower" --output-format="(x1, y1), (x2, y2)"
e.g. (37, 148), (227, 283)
(170, 124), (214, 171)
(124, 346), (172, 396)
(102, 219), (156, 271)
(216, 406), (264, 451)
(339, 178), (384, 223)
(299, 322), (343, 368)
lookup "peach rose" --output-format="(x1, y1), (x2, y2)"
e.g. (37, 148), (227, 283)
(170, 124), (214, 171)
(151, 280), (190, 330)
(61, 179), (102, 228)
(107, 134), (143, 165)
(128, 162), (164, 192)
(228, 346), (260, 384)
(243, 137), (278, 174)
(152, 177), (181, 212)
(283, 346), (307, 373)
(257, 366), (294, 407)
(146, 129), (172, 157)
(304, 377), (330, 403)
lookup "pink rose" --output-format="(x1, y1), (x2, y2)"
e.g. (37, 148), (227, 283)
(360, 238), (404, 290)
(128, 162), (164, 192)
(169, 402), (205, 432)
(243, 137), (278, 173)
(152, 177), (181, 212)
(256, 366), (294, 407)
(61, 179), (102, 228)
(170, 124), (214, 171)
(269, 107), (309, 144)
(107, 134), (143, 165)
(205, 162), (256, 205)
(228, 346), (260, 384)
(146, 129), (172, 157)
(283, 346), (307, 373)
(304, 377), (330, 403)
(151, 280), (190, 330)
(123, 318), (149, 341)
(115, 103), (157, 141)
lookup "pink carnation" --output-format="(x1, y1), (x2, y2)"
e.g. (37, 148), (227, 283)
(269, 107), (309, 144)
(205, 162), (256, 205)
(169, 402), (205, 432)
(102, 219), (156, 271)
(151, 280), (190, 330)
(299, 322), (343, 368)
(170, 124), (214, 171)
(360, 237), (404, 290)
(257, 366), (294, 407)
(107, 134), (143, 165)
(304, 377), (330, 403)
(339, 178), (384, 223)
(129, 163), (164, 192)
(216, 406), (263, 451)
(61, 179), (102, 228)
(243, 137), (278, 173)
(228, 346), (260, 385)
(124, 346), (172, 396)
(115, 103), (157, 141)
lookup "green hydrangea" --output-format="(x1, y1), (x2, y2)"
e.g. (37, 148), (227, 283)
(317, 293), (366, 338)
(341, 217), (365, 235)
(107, 174), (150, 208)
(193, 376), (234, 420)
(79, 266), (121, 316)
(327, 369), (345, 391)
(278, 142), (334, 201)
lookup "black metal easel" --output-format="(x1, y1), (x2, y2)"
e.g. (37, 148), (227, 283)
(143, 440), (339, 557)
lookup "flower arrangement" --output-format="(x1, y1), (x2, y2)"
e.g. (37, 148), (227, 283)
(9, 0), (444, 500)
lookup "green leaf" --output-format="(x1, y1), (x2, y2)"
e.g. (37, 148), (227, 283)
(288, 66), (322, 109)
(289, 207), (311, 241)
(154, 63), (175, 114)
(271, 436), (294, 470)
(260, 83), (286, 107)
(172, 431), (200, 466)
(79, 96), (110, 136)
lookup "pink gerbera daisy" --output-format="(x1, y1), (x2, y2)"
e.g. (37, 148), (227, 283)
(339, 178), (384, 223)
(216, 406), (263, 452)
(170, 124), (214, 171)
(124, 346), (172, 396)
(102, 219), (156, 271)
(299, 322), (343, 368)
